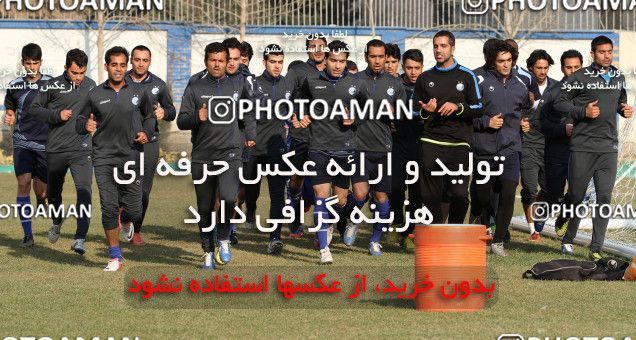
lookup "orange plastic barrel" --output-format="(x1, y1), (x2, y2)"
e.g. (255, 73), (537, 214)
(624, 256), (636, 281)
(413, 224), (491, 312)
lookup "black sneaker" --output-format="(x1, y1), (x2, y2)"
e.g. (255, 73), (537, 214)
(20, 235), (34, 248)
(230, 230), (239, 245)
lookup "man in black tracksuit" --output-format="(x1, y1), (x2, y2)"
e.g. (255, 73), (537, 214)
(392, 49), (423, 248)
(553, 36), (633, 260)
(295, 40), (361, 264)
(244, 44), (293, 254)
(124, 45), (176, 245)
(285, 35), (327, 236)
(348, 39), (407, 256)
(472, 40), (532, 256)
(539, 50), (583, 239)
(413, 31), (483, 224)
(521, 50), (557, 241)
(30, 49), (95, 255)
(177, 42), (256, 269)
(75, 46), (155, 271)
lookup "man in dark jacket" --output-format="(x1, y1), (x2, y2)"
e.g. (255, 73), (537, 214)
(31, 49), (95, 255)
(553, 35), (633, 261)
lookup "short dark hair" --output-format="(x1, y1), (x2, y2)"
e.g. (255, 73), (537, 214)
(385, 43), (401, 60)
(402, 49), (423, 64)
(222, 37), (242, 52)
(526, 49), (554, 69)
(504, 39), (519, 63)
(22, 43), (42, 61)
(263, 44), (284, 60)
(105, 46), (129, 64)
(591, 35), (613, 52)
(560, 49), (583, 67)
(326, 40), (350, 59)
(433, 30), (455, 47)
(288, 60), (304, 69)
(365, 39), (386, 56)
(205, 42), (229, 61)
(65, 49), (88, 68)
(131, 45), (152, 59)
(241, 41), (253, 60)
(346, 60), (358, 71)
(485, 40), (518, 70)
(305, 34), (328, 49)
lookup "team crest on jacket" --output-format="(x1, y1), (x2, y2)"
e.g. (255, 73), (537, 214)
(489, 86), (495, 92)
(285, 91), (291, 99)
(428, 81), (435, 87)
(348, 86), (356, 95)
(233, 91), (240, 101)
(132, 95), (139, 105)
(151, 86), (160, 95)
(387, 86), (395, 96)
(456, 81), (464, 91)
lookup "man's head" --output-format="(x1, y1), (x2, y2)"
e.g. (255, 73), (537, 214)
(241, 41), (253, 66)
(402, 49), (423, 84)
(526, 49), (554, 85)
(560, 49), (583, 78)
(384, 43), (401, 77)
(204, 42), (229, 79)
(21, 43), (42, 78)
(325, 40), (350, 78)
(104, 46), (129, 84)
(504, 39), (520, 66)
(591, 35), (613, 68)
(131, 45), (152, 78)
(433, 30), (455, 65)
(64, 48), (88, 86)
(365, 39), (386, 74)
(223, 37), (242, 75)
(346, 60), (358, 74)
(481, 38), (498, 65)
(306, 35), (328, 64)
(263, 44), (284, 78)
(486, 40), (517, 78)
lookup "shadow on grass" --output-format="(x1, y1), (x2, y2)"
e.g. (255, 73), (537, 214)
(0, 232), (103, 267)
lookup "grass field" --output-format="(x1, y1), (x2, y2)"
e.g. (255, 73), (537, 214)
(0, 173), (634, 340)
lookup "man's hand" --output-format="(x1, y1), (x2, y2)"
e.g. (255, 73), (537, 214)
(135, 132), (149, 144)
(565, 123), (573, 137)
(198, 103), (207, 122)
(521, 117), (530, 133)
(621, 103), (633, 118)
(4, 109), (15, 125)
(419, 98), (437, 113)
(585, 100), (600, 119)
(60, 109), (72, 121)
(438, 102), (458, 116)
(528, 92), (535, 107)
(245, 140), (256, 147)
(342, 107), (354, 126)
(86, 113), (97, 133)
(489, 113), (503, 129)
(154, 103), (165, 120)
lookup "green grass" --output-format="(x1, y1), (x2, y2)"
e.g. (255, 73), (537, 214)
(0, 173), (634, 340)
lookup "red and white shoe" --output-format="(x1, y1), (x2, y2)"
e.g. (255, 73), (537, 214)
(529, 232), (541, 242)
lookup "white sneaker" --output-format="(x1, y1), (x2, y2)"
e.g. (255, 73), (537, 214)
(343, 222), (359, 246)
(71, 239), (85, 255)
(202, 252), (215, 269)
(121, 222), (134, 242)
(491, 242), (508, 257)
(561, 243), (574, 255)
(103, 258), (122, 272)
(319, 247), (333, 264)
(48, 220), (64, 243)
(368, 242), (383, 256)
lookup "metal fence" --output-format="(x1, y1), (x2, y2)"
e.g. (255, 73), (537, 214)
(0, 0), (634, 33)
